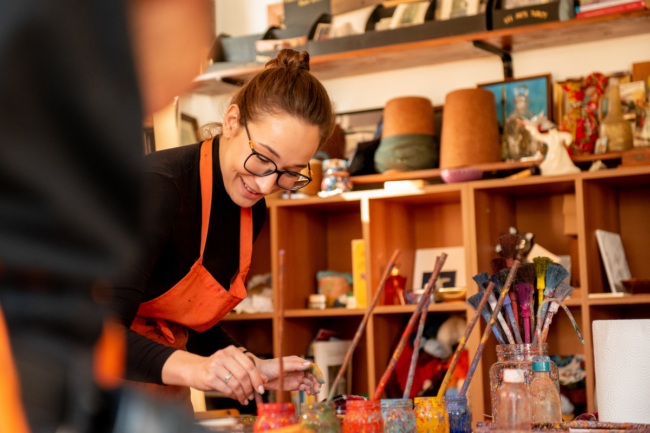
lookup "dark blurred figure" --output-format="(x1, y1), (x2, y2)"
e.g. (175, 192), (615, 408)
(0, 0), (211, 432)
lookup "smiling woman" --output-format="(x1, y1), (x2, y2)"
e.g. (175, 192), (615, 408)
(109, 49), (335, 410)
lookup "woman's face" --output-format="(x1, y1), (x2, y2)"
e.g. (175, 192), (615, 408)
(221, 105), (320, 208)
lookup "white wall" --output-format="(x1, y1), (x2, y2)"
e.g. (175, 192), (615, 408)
(182, 0), (650, 125)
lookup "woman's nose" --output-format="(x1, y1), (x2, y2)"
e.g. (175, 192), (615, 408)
(255, 174), (279, 196)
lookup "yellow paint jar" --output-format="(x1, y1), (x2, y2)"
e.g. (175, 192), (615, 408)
(414, 396), (450, 433)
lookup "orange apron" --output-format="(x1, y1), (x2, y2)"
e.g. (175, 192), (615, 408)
(129, 138), (252, 407)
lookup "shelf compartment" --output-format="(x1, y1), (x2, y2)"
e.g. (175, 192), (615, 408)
(588, 293), (650, 306)
(220, 318), (274, 358)
(284, 308), (367, 317)
(581, 171), (650, 295)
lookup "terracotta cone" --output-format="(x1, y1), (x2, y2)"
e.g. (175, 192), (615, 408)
(382, 96), (435, 137)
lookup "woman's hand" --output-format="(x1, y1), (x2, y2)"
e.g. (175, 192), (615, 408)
(162, 346), (267, 406)
(253, 356), (322, 395)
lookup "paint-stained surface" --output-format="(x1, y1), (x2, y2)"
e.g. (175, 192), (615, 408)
(445, 396), (471, 433)
(414, 397), (449, 433)
(381, 399), (416, 433)
(343, 400), (384, 433)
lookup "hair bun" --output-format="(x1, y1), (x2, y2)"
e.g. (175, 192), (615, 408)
(266, 49), (310, 71)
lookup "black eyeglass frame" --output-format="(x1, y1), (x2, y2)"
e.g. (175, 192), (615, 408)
(243, 121), (313, 191)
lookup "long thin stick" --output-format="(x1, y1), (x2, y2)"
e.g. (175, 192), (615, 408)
(403, 285), (432, 399)
(278, 249), (285, 403)
(327, 249), (402, 401)
(559, 303), (585, 344)
(373, 254), (447, 401)
(437, 283), (494, 398)
(460, 261), (520, 397)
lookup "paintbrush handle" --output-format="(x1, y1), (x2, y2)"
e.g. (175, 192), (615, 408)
(373, 255), (447, 401)
(437, 283), (495, 398)
(529, 292), (536, 340)
(497, 313), (515, 344)
(403, 291), (431, 399)
(533, 298), (554, 344)
(327, 249), (401, 401)
(491, 323), (506, 345)
(461, 261), (520, 397)
(524, 317), (530, 344)
(505, 304), (523, 344)
(537, 287), (544, 306)
(254, 391), (263, 405)
(540, 310), (555, 343)
(278, 250), (285, 402)
(559, 303), (585, 344)
(510, 292), (519, 328)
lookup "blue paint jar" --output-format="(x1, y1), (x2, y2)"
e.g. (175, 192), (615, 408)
(381, 398), (416, 433)
(444, 395), (471, 433)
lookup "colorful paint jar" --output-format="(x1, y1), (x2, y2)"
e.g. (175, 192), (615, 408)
(488, 343), (558, 424)
(343, 400), (384, 433)
(300, 401), (340, 433)
(381, 398), (416, 433)
(444, 395), (471, 433)
(414, 396), (449, 433)
(254, 402), (297, 432)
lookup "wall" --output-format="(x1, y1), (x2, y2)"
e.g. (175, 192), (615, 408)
(180, 1), (650, 125)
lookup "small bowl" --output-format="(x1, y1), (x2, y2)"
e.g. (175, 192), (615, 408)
(436, 287), (467, 302)
(621, 279), (650, 294)
(441, 168), (483, 184)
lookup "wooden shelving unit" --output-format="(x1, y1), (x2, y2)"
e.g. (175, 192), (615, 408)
(228, 165), (650, 422)
(194, 10), (650, 94)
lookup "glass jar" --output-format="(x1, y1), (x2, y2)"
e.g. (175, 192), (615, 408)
(488, 343), (558, 423)
(343, 400), (383, 433)
(254, 402), (297, 432)
(301, 401), (340, 433)
(444, 395), (471, 433)
(381, 399), (416, 433)
(320, 159), (351, 195)
(414, 396), (449, 433)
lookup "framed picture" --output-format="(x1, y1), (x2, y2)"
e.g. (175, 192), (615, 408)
(180, 113), (199, 146)
(313, 23), (331, 40)
(439, 0), (480, 20)
(389, 1), (430, 28)
(594, 137), (608, 155)
(330, 5), (379, 38)
(413, 247), (466, 292)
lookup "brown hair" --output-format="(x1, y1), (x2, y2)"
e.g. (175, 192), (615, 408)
(200, 49), (335, 148)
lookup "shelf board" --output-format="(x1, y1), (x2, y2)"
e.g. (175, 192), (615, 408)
(220, 312), (275, 321)
(283, 308), (368, 317)
(374, 302), (468, 314)
(588, 293), (650, 306)
(563, 297), (583, 307)
(193, 10), (650, 92)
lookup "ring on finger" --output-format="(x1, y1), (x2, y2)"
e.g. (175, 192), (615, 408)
(224, 372), (233, 385)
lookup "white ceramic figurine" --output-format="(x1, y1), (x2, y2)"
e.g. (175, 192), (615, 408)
(519, 114), (580, 176)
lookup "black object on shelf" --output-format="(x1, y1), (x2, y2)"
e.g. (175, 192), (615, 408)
(491, 0), (574, 30)
(284, 0), (331, 36)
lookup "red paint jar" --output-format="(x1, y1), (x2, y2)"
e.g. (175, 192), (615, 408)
(343, 400), (384, 433)
(254, 402), (297, 432)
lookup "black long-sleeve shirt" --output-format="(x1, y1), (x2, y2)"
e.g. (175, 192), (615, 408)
(111, 138), (266, 384)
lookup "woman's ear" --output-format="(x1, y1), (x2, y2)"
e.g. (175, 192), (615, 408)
(221, 104), (241, 139)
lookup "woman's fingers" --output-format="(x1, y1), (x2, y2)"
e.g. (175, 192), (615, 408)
(209, 364), (248, 404)
(229, 347), (266, 394)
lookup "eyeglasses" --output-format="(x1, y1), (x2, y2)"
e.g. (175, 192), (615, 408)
(243, 122), (312, 191)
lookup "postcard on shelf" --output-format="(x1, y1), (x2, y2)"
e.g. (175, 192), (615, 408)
(312, 340), (352, 401)
(526, 243), (561, 264)
(351, 239), (367, 308)
(595, 229), (631, 294)
(413, 247), (466, 292)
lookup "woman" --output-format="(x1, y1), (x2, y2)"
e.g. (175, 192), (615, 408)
(112, 49), (335, 407)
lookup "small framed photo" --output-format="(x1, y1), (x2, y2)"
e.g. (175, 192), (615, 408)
(594, 137), (608, 155)
(313, 23), (331, 40)
(389, 1), (430, 28)
(439, 0), (481, 20)
(180, 113), (199, 146)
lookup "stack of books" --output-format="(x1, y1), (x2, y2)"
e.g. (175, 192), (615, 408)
(575, 0), (648, 18)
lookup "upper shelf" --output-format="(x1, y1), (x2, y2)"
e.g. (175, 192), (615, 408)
(194, 10), (650, 93)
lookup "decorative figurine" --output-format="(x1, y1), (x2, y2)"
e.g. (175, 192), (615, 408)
(520, 114), (580, 176)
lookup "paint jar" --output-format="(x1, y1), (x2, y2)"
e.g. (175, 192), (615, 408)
(488, 343), (558, 424)
(414, 396), (449, 433)
(444, 395), (471, 433)
(254, 402), (298, 432)
(343, 400), (384, 433)
(300, 401), (340, 433)
(381, 398), (416, 433)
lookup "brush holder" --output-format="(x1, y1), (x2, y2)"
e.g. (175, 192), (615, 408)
(343, 400), (383, 433)
(445, 395), (471, 433)
(489, 343), (558, 425)
(254, 403), (298, 432)
(381, 399), (416, 433)
(301, 401), (340, 433)
(414, 396), (450, 433)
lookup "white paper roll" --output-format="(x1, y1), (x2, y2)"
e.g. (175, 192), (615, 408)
(593, 320), (650, 423)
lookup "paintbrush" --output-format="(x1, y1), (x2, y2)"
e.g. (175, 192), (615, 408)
(533, 257), (553, 306)
(517, 263), (537, 339)
(373, 254), (447, 401)
(535, 295), (585, 345)
(466, 290), (505, 345)
(404, 279), (433, 399)
(277, 249), (286, 403)
(493, 257), (520, 330)
(534, 264), (570, 343)
(327, 249), (402, 401)
(539, 283), (574, 343)
(461, 261), (520, 397)
(473, 272), (515, 345)
(491, 271), (523, 345)
(436, 286), (495, 398)
(498, 234), (521, 267)
(515, 282), (534, 344)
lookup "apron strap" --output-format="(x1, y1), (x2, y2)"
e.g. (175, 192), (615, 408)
(238, 207), (253, 277)
(155, 319), (176, 345)
(198, 138), (214, 263)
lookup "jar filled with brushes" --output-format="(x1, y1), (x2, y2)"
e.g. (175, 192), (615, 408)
(444, 395), (471, 433)
(343, 400), (383, 433)
(254, 402), (298, 432)
(488, 343), (558, 424)
(414, 396), (450, 433)
(381, 398), (416, 433)
(300, 401), (340, 433)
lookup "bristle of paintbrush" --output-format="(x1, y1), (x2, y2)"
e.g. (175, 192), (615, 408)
(466, 293), (505, 345)
(517, 263), (536, 286)
(472, 272), (489, 290)
(545, 264), (570, 290)
(552, 283), (574, 303)
(498, 234), (521, 260)
(533, 257), (553, 289)
(516, 282), (534, 307)
(491, 258), (508, 275)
